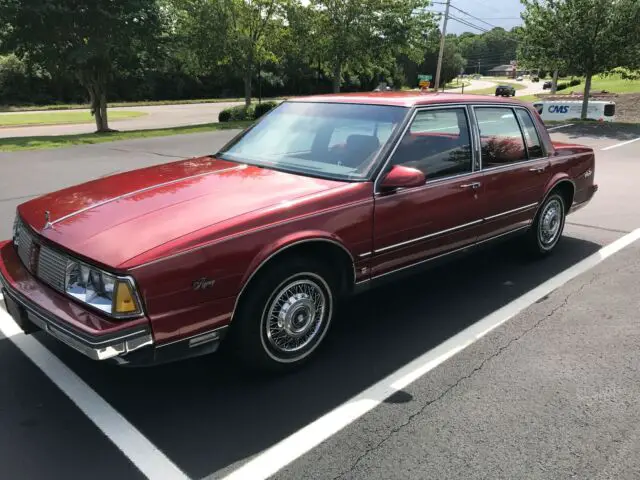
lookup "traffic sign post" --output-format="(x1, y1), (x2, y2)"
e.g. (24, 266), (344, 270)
(418, 75), (432, 90)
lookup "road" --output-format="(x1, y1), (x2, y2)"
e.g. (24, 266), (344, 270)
(1, 123), (640, 479)
(0, 78), (545, 139)
(0, 102), (244, 139)
(445, 77), (546, 97)
(515, 77), (548, 96)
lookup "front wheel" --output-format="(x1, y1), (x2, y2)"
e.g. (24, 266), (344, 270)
(524, 192), (566, 257)
(227, 256), (337, 373)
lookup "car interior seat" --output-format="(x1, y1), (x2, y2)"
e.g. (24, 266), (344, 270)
(339, 134), (381, 168)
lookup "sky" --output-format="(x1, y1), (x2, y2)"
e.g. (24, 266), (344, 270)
(430, 0), (525, 35)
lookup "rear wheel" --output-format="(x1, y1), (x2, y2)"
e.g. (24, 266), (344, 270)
(228, 256), (338, 373)
(524, 192), (566, 257)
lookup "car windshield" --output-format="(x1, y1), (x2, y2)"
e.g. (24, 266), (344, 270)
(217, 101), (409, 181)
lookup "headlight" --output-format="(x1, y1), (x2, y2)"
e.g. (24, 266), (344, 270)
(65, 260), (142, 317)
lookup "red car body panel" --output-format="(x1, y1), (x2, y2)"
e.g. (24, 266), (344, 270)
(0, 92), (598, 364)
(20, 157), (356, 270)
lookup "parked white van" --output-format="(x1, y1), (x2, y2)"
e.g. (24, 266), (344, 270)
(532, 99), (616, 122)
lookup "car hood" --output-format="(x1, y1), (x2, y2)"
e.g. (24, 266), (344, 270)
(18, 156), (346, 268)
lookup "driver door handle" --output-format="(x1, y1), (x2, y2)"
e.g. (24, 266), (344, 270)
(460, 182), (481, 189)
(529, 166), (546, 173)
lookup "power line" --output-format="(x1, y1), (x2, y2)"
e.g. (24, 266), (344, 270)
(448, 5), (498, 29)
(449, 14), (490, 33)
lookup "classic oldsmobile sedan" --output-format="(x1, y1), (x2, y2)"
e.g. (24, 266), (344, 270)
(0, 92), (598, 372)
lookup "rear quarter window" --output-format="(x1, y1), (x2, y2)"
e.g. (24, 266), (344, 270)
(515, 109), (545, 159)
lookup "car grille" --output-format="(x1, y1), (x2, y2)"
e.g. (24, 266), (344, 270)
(37, 245), (67, 292)
(14, 217), (68, 293)
(15, 218), (36, 269)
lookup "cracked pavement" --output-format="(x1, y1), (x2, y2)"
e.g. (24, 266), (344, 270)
(330, 276), (600, 480)
(274, 247), (640, 480)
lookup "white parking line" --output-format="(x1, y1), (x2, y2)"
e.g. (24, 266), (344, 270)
(220, 228), (640, 480)
(547, 123), (574, 131)
(0, 309), (190, 480)
(601, 137), (640, 151)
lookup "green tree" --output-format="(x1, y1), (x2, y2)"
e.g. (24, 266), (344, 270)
(0, 0), (163, 132)
(170, 0), (286, 107)
(457, 28), (518, 75)
(307, 0), (436, 93)
(422, 33), (465, 87)
(520, 0), (640, 119)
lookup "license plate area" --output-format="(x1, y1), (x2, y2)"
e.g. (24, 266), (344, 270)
(2, 289), (41, 335)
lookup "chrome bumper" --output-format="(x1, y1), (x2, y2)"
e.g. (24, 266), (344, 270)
(1, 276), (154, 361)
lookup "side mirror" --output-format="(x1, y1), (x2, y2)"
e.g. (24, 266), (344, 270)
(379, 165), (425, 190)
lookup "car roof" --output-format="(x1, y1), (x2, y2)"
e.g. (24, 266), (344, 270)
(286, 91), (528, 108)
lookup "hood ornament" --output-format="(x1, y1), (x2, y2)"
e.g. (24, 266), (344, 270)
(43, 210), (53, 230)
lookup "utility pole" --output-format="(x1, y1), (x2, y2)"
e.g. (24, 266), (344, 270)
(433, 0), (451, 92)
(551, 67), (559, 94)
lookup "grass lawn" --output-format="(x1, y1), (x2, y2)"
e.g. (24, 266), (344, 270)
(557, 74), (640, 94)
(465, 86), (498, 95)
(0, 110), (145, 127)
(444, 79), (472, 89)
(0, 121), (252, 152)
(0, 97), (284, 113)
(516, 94), (539, 103)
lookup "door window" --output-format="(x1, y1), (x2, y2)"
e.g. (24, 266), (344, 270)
(474, 107), (528, 167)
(390, 108), (473, 181)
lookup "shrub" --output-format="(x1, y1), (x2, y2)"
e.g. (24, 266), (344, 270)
(254, 101), (278, 119)
(218, 108), (232, 122)
(218, 104), (255, 122)
(609, 66), (640, 81)
(569, 78), (581, 87)
(556, 82), (568, 91)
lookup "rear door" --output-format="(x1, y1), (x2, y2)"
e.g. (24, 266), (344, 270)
(371, 105), (486, 278)
(472, 105), (551, 240)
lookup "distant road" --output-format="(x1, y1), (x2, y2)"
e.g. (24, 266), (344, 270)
(0, 80), (546, 140)
(449, 77), (547, 96)
(0, 101), (244, 139)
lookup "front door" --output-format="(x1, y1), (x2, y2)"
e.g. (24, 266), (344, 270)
(371, 106), (485, 279)
(471, 105), (552, 241)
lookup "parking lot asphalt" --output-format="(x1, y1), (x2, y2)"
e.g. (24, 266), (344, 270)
(0, 123), (639, 479)
(273, 240), (640, 480)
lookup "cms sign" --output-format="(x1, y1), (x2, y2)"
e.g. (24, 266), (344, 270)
(548, 105), (570, 114)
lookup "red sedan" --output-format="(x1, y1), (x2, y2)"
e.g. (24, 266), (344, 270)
(0, 92), (598, 372)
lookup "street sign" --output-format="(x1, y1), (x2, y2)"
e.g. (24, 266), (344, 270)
(419, 80), (430, 88)
(418, 74), (432, 82)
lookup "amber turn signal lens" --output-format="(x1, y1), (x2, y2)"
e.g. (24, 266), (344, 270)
(114, 281), (138, 314)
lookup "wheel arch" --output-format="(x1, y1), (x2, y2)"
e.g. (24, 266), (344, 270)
(532, 176), (576, 222)
(230, 233), (356, 323)
(545, 175), (576, 209)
